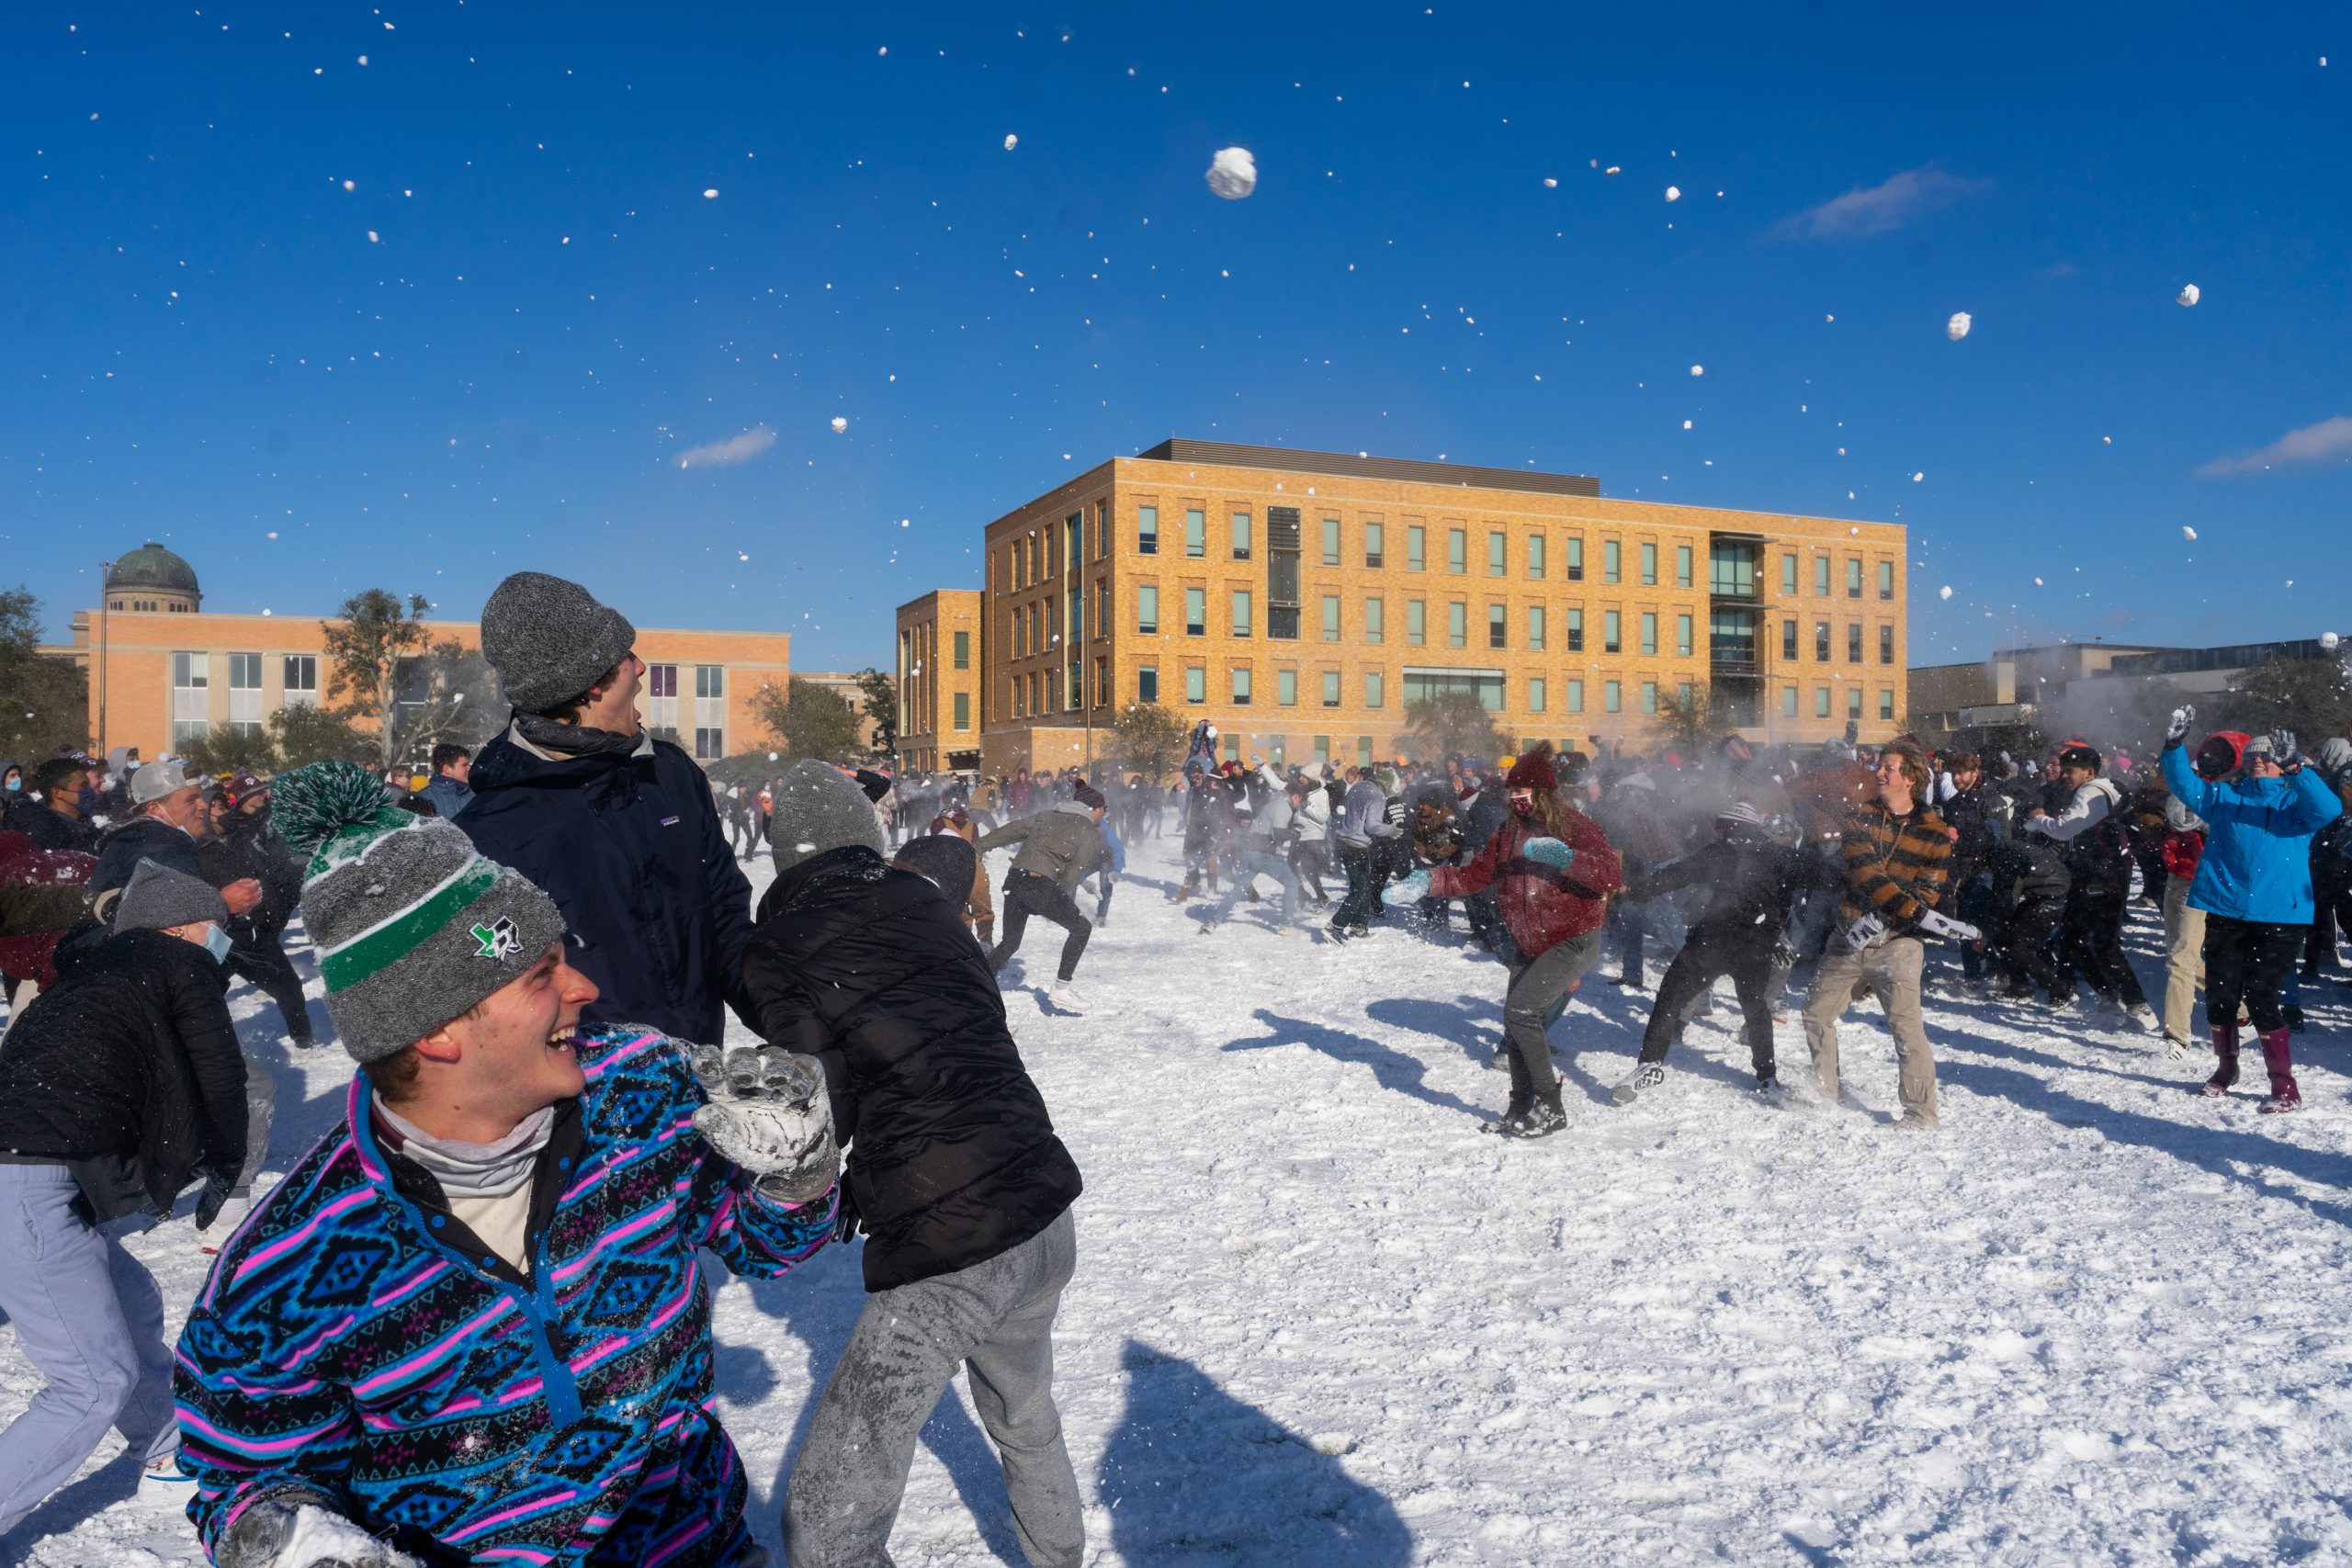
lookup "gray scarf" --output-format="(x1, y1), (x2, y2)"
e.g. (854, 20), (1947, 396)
(377, 1100), (555, 1199)
(512, 710), (643, 759)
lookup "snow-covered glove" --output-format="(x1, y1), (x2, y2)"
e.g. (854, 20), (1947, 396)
(1521, 836), (1576, 869)
(1915, 908), (1983, 944)
(215, 1494), (419, 1568)
(2165, 705), (2195, 744)
(2268, 728), (2300, 770)
(1842, 911), (1889, 952)
(688, 1046), (839, 1204)
(1382, 868), (1432, 906)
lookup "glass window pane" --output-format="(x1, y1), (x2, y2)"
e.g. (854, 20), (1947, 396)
(1232, 590), (1252, 637)
(1364, 597), (1385, 644)
(1447, 602), (1466, 648)
(1322, 595), (1340, 641)
(1186, 508), (1206, 557)
(1408, 525), (1425, 570)
(1448, 528), (1466, 574)
(1676, 544), (1692, 589)
(1528, 535), (1545, 580)
(1487, 532), (1506, 576)
(1364, 522), (1385, 568)
(1567, 678), (1584, 714)
(1322, 671), (1340, 706)
(1527, 604), (1545, 651)
(1641, 542), (1657, 586)
(1138, 505), (1159, 554)
(1278, 669), (1297, 705)
(1322, 517), (1340, 566)
(1232, 511), (1252, 559)
(1566, 537), (1584, 581)
(1139, 584), (1159, 633)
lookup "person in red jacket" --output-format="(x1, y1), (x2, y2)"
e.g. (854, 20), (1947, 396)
(1398, 743), (1623, 1138)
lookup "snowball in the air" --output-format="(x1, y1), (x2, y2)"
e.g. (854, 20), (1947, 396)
(1689, 364), (1704, 377)
(702, 188), (718, 199)
(1543, 177), (1558, 188)
(830, 416), (848, 434)
(1004, 134), (1018, 151)
(1665, 186), (1681, 202)
(1946, 311), (1972, 341)
(2182, 525), (2198, 541)
(1603, 165), (1621, 176)
(1939, 585), (1953, 600)
(2322, 631), (2340, 653)
(2177, 283), (2199, 307)
(1912, 471), (1925, 482)
(1206, 147), (1258, 199)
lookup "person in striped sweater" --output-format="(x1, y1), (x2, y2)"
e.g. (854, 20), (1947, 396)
(1799, 739), (1955, 1130)
(171, 763), (839, 1568)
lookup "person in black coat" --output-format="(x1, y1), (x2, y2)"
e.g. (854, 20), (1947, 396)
(742, 761), (1084, 1568)
(458, 571), (754, 1044)
(4, 755), (103, 855)
(0, 861), (246, 1529)
(196, 771), (313, 1048)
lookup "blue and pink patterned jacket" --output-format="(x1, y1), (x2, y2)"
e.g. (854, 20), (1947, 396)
(173, 1024), (834, 1567)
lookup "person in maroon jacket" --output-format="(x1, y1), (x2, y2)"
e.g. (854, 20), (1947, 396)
(1396, 743), (1623, 1138)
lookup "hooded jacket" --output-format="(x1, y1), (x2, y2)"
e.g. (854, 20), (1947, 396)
(0, 926), (245, 1222)
(741, 847), (1081, 1292)
(973, 801), (1107, 894)
(1428, 810), (1623, 958)
(458, 726), (753, 1043)
(92, 812), (206, 894)
(2161, 739), (2342, 923)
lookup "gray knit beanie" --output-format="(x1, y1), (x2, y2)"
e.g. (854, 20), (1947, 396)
(272, 761), (567, 1064)
(770, 760), (885, 874)
(113, 859), (229, 934)
(480, 570), (638, 715)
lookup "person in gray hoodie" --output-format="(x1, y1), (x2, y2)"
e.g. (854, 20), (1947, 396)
(1328, 767), (1401, 939)
(977, 781), (1111, 1011)
(1200, 763), (1304, 931)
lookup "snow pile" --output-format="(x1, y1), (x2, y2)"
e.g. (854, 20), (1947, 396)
(1947, 311), (1972, 341)
(1205, 147), (1258, 199)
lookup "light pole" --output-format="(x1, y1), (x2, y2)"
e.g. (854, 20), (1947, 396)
(96, 555), (113, 761)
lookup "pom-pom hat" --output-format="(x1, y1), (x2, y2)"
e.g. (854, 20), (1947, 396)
(273, 761), (566, 1063)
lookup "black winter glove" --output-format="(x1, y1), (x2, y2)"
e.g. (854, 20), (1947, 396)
(193, 1167), (238, 1232)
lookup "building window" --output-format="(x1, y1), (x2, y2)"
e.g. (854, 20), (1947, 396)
(1232, 590), (1252, 637)
(1322, 671), (1341, 707)
(1096, 581), (1110, 639)
(1641, 680), (1658, 716)
(1448, 528), (1467, 575)
(1679, 680), (1695, 708)
(1677, 544), (1693, 590)
(1447, 602), (1467, 648)
(1488, 604), (1507, 649)
(1364, 597), (1385, 644)
(1641, 542), (1658, 586)
(691, 728), (722, 759)
(1527, 604), (1546, 652)
(1529, 676), (1547, 713)
(1137, 585), (1159, 634)
(1185, 588), (1205, 637)
(1487, 532), (1506, 577)
(1185, 666), (1205, 705)
(1322, 517), (1341, 566)
(1357, 736), (1374, 768)
(1604, 610), (1622, 654)
(1399, 671), (1502, 711)
(1781, 686), (1798, 718)
(647, 663), (681, 739)
(1278, 669), (1297, 706)
(1781, 554), (1798, 596)
(1322, 594), (1341, 642)
(1186, 508), (1206, 558)
(1847, 558), (1863, 599)
(1782, 620), (1798, 662)
(1880, 687), (1895, 721)
(1231, 511), (1252, 560)
(1604, 680), (1622, 714)
(1815, 622), (1831, 662)
(1138, 665), (1159, 704)
(1677, 613), (1693, 659)
(953, 692), (971, 730)
(1138, 505), (1159, 555)
(172, 650), (208, 746)
(1364, 522), (1385, 569)
(954, 630), (970, 670)
(1566, 536), (1585, 581)
(1848, 686), (1864, 719)
(694, 666), (725, 751)
(1640, 612), (1658, 657)
(1878, 561), (1894, 601)
(1847, 624), (1862, 664)
(1408, 525), (1426, 571)
(1815, 686), (1831, 718)
(1364, 671), (1385, 708)
(228, 652), (263, 738)
(1314, 735), (1330, 764)
(1407, 600), (1426, 647)
(281, 654), (318, 708)
(1232, 668), (1252, 705)
(1604, 539), (1622, 584)
(1880, 626), (1894, 665)
(1065, 513), (1083, 573)
(1527, 535), (1545, 580)
(1567, 678), (1585, 714)
(1815, 556), (1831, 597)
(1567, 608), (1584, 653)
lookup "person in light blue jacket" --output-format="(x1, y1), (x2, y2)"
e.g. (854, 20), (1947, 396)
(2158, 706), (2341, 1111)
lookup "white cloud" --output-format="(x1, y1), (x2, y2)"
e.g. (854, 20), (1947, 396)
(2199, 414), (2352, 476)
(676, 424), (777, 469)
(1771, 166), (1989, 241)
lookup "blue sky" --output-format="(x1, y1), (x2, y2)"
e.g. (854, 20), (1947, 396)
(3, 4), (2345, 670)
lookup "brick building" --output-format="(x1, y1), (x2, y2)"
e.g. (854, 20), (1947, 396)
(893, 590), (982, 773)
(975, 440), (1909, 776)
(42, 544), (793, 765)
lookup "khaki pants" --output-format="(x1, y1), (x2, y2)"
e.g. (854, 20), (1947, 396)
(2162, 877), (2206, 1047)
(1802, 937), (1939, 1126)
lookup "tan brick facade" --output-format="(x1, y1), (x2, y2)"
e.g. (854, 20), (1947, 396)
(978, 446), (1906, 773)
(892, 591), (982, 772)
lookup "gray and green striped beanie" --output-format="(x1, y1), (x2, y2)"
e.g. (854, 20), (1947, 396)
(274, 761), (567, 1064)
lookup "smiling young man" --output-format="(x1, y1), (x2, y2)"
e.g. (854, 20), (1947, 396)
(173, 762), (838, 1568)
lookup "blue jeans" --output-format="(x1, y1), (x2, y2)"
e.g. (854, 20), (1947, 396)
(1206, 847), (1303, 923)
(0, 1164), (180, 1536)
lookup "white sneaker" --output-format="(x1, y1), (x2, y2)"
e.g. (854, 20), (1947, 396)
(1047, 981), (1089, 1014)
(198, 1195), (251, 1255)
(138, 1453), (194, 1506)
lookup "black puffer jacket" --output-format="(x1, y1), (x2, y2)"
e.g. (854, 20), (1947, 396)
(741, 845), (1081, 1292)
(1634, 825), (1825, 935)
(198, 808), (307, 937)
(92, 814), (206, 894)
(0, 927), (246, 1221)
(459, 728), (754, 1044)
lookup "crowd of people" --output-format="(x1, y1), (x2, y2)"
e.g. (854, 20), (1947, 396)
(1, 565), (2346, 1563)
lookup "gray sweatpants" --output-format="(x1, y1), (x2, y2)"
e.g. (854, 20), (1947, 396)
(1502, 928), (1605, 1109)
(0, 1163), (179, 1537)
(786, 1209), (1080, 1568)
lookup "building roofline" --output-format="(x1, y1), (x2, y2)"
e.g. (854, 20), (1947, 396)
(1132, 437), (1600, 497)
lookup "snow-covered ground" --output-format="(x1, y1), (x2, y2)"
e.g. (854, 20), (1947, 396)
(6, 829), (2351, 1565)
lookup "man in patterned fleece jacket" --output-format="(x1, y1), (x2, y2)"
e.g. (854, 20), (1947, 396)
(172, 762), (839, 1568)
(1799, 739), (1954, 1129)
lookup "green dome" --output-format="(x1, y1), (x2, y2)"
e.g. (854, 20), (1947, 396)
(106, 542), (200, 596)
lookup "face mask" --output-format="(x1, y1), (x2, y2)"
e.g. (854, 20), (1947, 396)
(202, 923), (232, 964)
(76, 785), (102, 814)
(1510, 797), (1536, 819)
(3, 778), (18, 792)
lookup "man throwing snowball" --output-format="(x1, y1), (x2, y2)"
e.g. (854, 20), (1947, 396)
(172, 762), (838, 1568)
